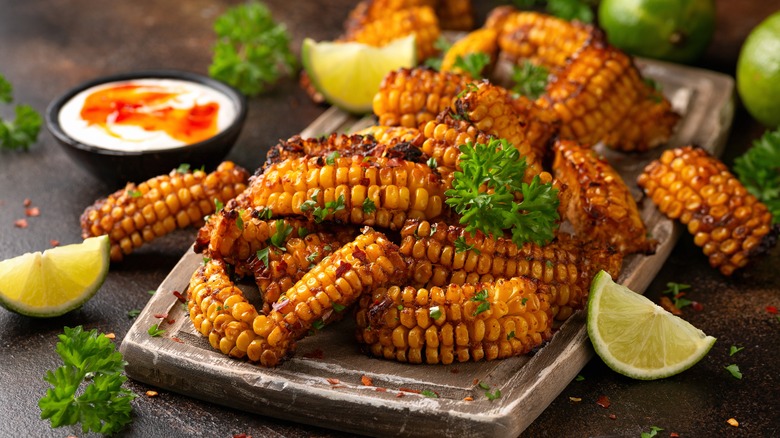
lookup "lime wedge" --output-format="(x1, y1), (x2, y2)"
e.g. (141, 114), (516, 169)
(302, 35), (417, 114)
(0, 236), (110, 317)
(587, 270), (716, 380)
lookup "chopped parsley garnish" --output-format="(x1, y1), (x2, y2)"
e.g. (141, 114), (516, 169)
(477, 381), (490, 390)
(575, 374), (585, 382)
(127, 309), (141, 319)
(662, 282), (692, 309)
(325, 151), (340, 166)
(421, 389), (439, 398)
(454, 236), (479, 254)
(444, 139), (559, 247)
(312, 193), (345, 223)
(147, 290), (156, 295)
(236, 209), (245, 231)
(471, 289), (490, 316)
(452, 52), (491, 79)
(427, 157), (438, 169)
(0, 73), (42, 151)
(485, 389), (501, 401)
(423, 36), (452, 70)
(257, 207), (273, 220)
(724, 364), (742, 379)
(430, 223), (438, 234)
(311, 320), (325, 331)
(147, 324), (165, 337)
(511, 60), (549, 100)
(640, 426), (664, 438)
(127, 189), (142, 198)
(38, 326), (136, 434)
(202, 257), (211, 265)
(429, 306), (442, 320)
(507, 331), (515, 340)
(362, 198), (377, 214)
(270, 220), (293, 248)
(306, 251), (319, 263)
(298, 226), (309, 238)
(176, 163), (191, 174)
(256, 247), (270, 267)
(729, 346), (744, 356)
(214, 198), (224, 213)
(332, 303), (346, 312)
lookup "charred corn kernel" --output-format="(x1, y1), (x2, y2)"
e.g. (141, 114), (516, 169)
(355, 277), (553, 364)
(419, 112), (493, 170)
(189, 230), (407, 367)
(638, 146), (776, 275)
(435, 0), (474, 31)
(343, 0), (437, 34)
(537, 42), (678, 152)
(353, 125), (423, 145)
(373, 67), (473, 128)
(453, 81), (542, 176)
(553, 140), (656, 255)
(441, 29), (498, 75)
(343, 6), (440, 61)
(247, 155), (446, 229)
(399, 220), (623, 320)
(81, 162), (249, 262)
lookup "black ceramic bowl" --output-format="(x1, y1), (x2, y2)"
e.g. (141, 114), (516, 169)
(46, 70), (247, 186)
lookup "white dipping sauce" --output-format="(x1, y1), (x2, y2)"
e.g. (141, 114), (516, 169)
(58, 78), (237, 151)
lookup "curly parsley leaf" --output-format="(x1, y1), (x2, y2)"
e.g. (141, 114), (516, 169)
(724, 364), (742, 379)
(209, 1), (296, 97)
(0, 103), (42, 151)
(423, 36), (452, 70)
(0, 74), (12, 103)
(453, 52), (491, 79)
(511, 60), (549, 100)
(445, 138), (559, 247)
(734, 128), (780, 224)
(270, 220), (293, 248)
(641, 426), (664, 438)
(39, 326), (137, 434)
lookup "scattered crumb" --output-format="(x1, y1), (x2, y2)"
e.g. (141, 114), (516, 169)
(727, 418), (739, 427)
(361, 375), (373, 387)
(608, 414), (616, 420)
(13, 218), (28, 228)
(596, 395), (611, 409)
(145, 390), (158, 397)
(568, 397), (582, 403)
(25, 207), (40, 217)
(104, 333), (116, 340)
(463, 396), (474, 402)
(326, 378), (340, 385)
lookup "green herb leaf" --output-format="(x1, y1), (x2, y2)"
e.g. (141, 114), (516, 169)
(147, 324), (165, 337)
(257, 207), (273, 220)
(202, 256), (211, 265)
(176, 163), (191, 174)
(421, 389), (439, 398)
(734, 127), (780, 224)
(729, 346), (744, 356)
(511, 61), (549, 100)
(575, 374), (585, 381)
(38, 326), (137, 434)
(311, 320), (325, 331)
(429, 306), (442, 320)
(485, 389), (501, 401)
(214, 198), (224, 213)
(256, 247), (270, 267)
(507, 330), (515, 340)
(306, 251), (319, 263)
(427, 156), (438, 169)
(127, 189), (142, 198)
(0, 74), (12, 103)
(641, 426), (664, 438)
(452, 52), (491, 79)
(362, 198), (377, 214)
(148, 290), (156, 295)
(208, 1), (296, 96)
(270, 220), (293, 248)
(662, 282), (693, 309)
(326, 150), (340, 166)
(471, 289), (490, 316)
(422, 36), (452, 71)
(0, 104), (42, 151)
(454, 236), (480, 254)
(298, 226), (309, 238)
(478, 381), (490, 390)
(546, 0), (594, 23)
(312, 193), (345, 223)
(332, 303), (346, 312)
(724, 364), (742, 379)
(127, 309), (141, 319)
(236, 209), (245, 231)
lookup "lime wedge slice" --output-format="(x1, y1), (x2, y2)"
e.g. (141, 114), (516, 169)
(0, 235), (110, 317)
(587, 270), (716, 380)
(302, 35), (417, 114)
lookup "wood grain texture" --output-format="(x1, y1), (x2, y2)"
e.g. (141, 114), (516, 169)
(120, 60), (734, 437)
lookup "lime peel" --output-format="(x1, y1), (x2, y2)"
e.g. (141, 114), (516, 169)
(302, 35), (417, 114)
(587, 270), (716, 380)
(0, 235), (110, 317)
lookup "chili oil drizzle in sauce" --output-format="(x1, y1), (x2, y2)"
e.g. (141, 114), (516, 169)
(58, 79), (236, 151)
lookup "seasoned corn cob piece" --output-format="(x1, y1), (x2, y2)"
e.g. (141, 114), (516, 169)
(435, 0), (475, 31)
(355, 277), (552, 364)
(352, 125), (423, 146)
(638, 146), (776, 275)
(81, 162), (249, 262)
(453, 81), (542, 174)
(441, 28), (498, 74)
(509, 94), (560, 164)
(553, 140), (657, 255)
(494, 10), (594, 70)
(189, 230), (408, 366)
(343, 6), (441, 61)
(373, 67), (473, 128)
(344, 0), (437, 34)
(248, 155), (446, 229)
(420, 112), (493, 170)
(399, 220), (623, 320)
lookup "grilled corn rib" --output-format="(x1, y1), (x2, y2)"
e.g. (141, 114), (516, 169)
(553, 140), (657, 255)
(352, 125), (423, 145)
(189, 230), (408, 366)
(81, 162), (249, 262)
(355, 277), (552, 364)
(399, 220), (623, 320)
(638, 146), (776, 275)
(372, 67), (473, 128)
(420, 112), (494, 170)
(441, 28), (498, 75)
(343, 6), (441, 61)
(247, 155), (446, 230)
(344, 0), (437, 34)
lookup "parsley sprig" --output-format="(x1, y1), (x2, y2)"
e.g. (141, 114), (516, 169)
(209, 1), (296, 96)
(445, 138), (559, 246)
(662, 282), (692, 310)
(0, 73), (42, 151)
(511, 61), (549, 100)
(734, 128), (780, 224)
(452, 52), (491, 79)
(39, 326), (137, 434)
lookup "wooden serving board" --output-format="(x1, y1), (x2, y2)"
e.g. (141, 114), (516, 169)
(120, 60), (734, 437)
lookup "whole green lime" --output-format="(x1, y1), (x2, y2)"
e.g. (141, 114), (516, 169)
(598, 0), (716, 64)
(737, 12), (780, 128)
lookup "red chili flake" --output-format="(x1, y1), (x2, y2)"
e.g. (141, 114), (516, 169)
(49, 240), (60, 247)
(272, 298), (291, 312)
(361, 375), (373, 386)
(25, 207), (40, 217)
(386, 158), (402, 168)
(399, 387), (421, 394)
(233, 434), (252, 438)
(153, 313), (169, 319)
(608, 414), (617, 420)
(171, 337), (184, 344)
(172, 290), (186, 303)
(396, 392), (405, 398)
(767, 305), (778, 315)
(450, 368), (459, 374)
(327, 378), (340, 385)
(670, 433), (680, 438)
(659, 296), (683, 315)
(375, 387), (387, 392)
(335, 261), (352, 278)
(166, 319), (176, 324)
(13, 219), (28, 228)
(360, 177), (370, 186)
(275, 259), (288, 273)
(472, 379), (479, 385)
(23, 198), (31, 207)
(596, 395), (611, 408)
(352, 248), (368, 264)
(303, 348), (324, 359)
(463, 396), (474, 401)
(692, 301), (704, 311)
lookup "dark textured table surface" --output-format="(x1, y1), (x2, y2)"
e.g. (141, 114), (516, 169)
(1, 1), (778, 437)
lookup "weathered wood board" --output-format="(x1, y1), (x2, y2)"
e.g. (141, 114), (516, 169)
(120, 59), (734, 437)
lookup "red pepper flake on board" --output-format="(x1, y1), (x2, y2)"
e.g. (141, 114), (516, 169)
(171, 337), (184, 344)
(463, 396), (474, 401)
(670, 433), (680, 438)
(326, 378), (340, 385)
(375, 387), (387, 393)
(25, 207), (40, 217)
(233, 434), (252, 438)
(396, 392), (405, 398)
(49, 240), (60, 247)
(399, 387), (421, 394)
(153, 313), (168, 319)
(596, 395), (611, 408)
(303, 348), (324, 359)
(608, 414), (617, 420)
(166, 319), (175, 324)
(23, 198), (31, 207)
(335, 261), (352, 278)
(767, 305), (778, 315)
(13, 218), (28, 228)
(361, 375), (373, 387)
(692, 301), (704, 311)
(172, 290), (186, 303)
